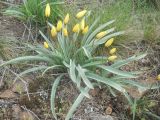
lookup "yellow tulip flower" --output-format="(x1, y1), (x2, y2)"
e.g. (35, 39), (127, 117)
(44, 42), (49, 48)
(76, 10), (87, 19)
(82, 26), (89, 34)
(51, 26), (57, 37)
(157, 74), (160, 80)
(45, 3), (50, 17)
(108, 55), (117, 62)
(72, 24), (80, 33)
(105, 38), (114, 47)
(96, 31), (107, 39)
(63, 28), (68, 37)
(80, 18), (85, 30)
(109, 48), (117, 55)
(56, 20), (63, 32)
(64, 13), (69, 24)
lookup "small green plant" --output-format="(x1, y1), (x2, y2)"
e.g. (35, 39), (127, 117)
(129, 97), (160, 120)
(3, 0), (63, 26)
(0, 7), (158, 120)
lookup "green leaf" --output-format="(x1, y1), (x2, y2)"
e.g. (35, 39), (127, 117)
(86, 72), (126, 93)
(76, 65), (94, 89)
(145, 111), (160, 119)
(39, 30), (55, 51)
(111, 53), (147, 68)
(76, 73), (81, 88)
(108, 86), (117, 97)
(0, 56), (53, 67)
(51, 75), (64, 120)
(132, 99), (137, 120)
(95, 31), (125, 45)
(65, 87), (90, 120)
(19, 66), (48, 76)
(82, 46), (91, 58)
(97, 65), (136, 78)
(82, 60), (105, 68)
(42, 65), (63, 76)
(123, 92), (133, 105)
(79, 87), (90, 98)
(86, 20), (115, 44)
(82, 17), (100, 44)
(69, 60), (77, 83)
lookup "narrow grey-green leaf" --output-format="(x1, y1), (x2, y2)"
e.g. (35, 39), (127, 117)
(65, 87), (90, 120)
(86, 20), (115, 44)
(86, 72), (126, 93)
(97, 65), (136, 78)
(42, 65), (63, 76)
(82, 47), (91, 58)
(19, 66), (48, 77)
(95, 31), (124, 45)
(77, 65), (94, 89)
(51, 75), (64, 120)
(0, 56), (52, 67)
(111, 53), (147, 68)
(69, 60), (77, 83)
(39, 30), (55, 51)
(82, 17), (100, 44)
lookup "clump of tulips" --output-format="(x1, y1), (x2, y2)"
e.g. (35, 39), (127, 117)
(1, 3), (153, 120)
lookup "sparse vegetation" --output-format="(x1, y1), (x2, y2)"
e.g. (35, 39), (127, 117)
(3, 0), (63, 26)
(0, 0), (160, 120)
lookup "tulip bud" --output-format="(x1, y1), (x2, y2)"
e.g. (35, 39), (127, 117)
(45, 3), (50, 17)
(82, 26), (89, 34)
(51, 26), (57, 37)
(80, 18), (85, 30)
(108, 55), (117, 62)
(44, 42), (49, 49)
(109, 48), (117, 55)
(64, 13), (69, 24)
(63, 28), (68, 37)
(56, 20), (63, 32)
(105, 38), (114, 47)
(96, 31), (107, 39)
(72, 24), (80, 33)
(76, 10), (87, 19)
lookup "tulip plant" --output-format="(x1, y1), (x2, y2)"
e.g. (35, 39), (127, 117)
(0, 3), (158, 120)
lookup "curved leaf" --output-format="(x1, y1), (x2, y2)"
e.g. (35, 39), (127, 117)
(65, 87), (90, 120)
(51, 75), (64, 120)
(0, 56), (53, 67)
(97, 65), (136, 78)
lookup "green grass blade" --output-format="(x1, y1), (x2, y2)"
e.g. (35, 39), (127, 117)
(65, 87), (90, 120)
